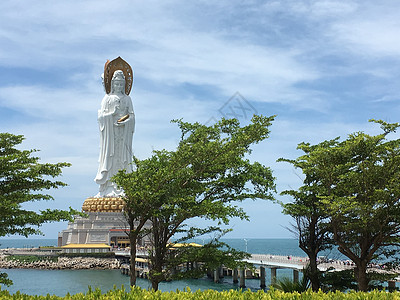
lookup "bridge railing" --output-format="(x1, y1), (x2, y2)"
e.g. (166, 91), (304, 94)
(250, 254), (308, 266)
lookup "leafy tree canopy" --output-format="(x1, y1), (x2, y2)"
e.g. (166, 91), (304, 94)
(114, 115), (276, 289)
(279, 120), (400, 291)
(0, 133), (75, 285)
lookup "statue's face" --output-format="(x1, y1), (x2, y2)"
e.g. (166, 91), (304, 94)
(112, 79), (125, 94)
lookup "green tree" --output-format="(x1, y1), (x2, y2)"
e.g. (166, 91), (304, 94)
(0, 133), (74, 285)
(113, 150), (176, 286)
(320, 269), (358, 292)
(165, 235), (252, 281)
(278, 140), (337, 291)
(114, 115), (276, 289)
(147, 228), (253, 289)
(279, 189), (332, 291)
(281, 120), (400, 291)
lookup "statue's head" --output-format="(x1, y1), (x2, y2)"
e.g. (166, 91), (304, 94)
(103, 57), (133, 95)
(111, 70), (126, 95)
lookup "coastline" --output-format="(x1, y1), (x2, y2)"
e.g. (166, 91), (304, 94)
(0, 239), (303, 296)
(0, 249), (120, 270)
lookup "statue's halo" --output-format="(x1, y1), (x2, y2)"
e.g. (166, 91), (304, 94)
(104, 57), (133, 95)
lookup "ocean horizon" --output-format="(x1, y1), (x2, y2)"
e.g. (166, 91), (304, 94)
(0, 237), (307, 256)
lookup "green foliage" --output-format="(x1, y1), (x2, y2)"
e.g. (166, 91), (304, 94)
(279, 146), (335, 291)
(0, 273), (12, 287)
(0, 133), (75, 237)
(39, 246), (61, 249)
(114, 115), (276, 288)
(316, 268), (396, 292)
(271, 276), (310, 293)
(166, 234), (253, 281)
(279, 120), (400, 291)
(320, 269), (358, 292)
(2, 286), (400, 299)
(0, 133), (75, 285)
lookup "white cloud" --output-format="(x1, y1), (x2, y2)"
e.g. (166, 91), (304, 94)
(1, 0), (400, 239)
(0, 85), (96, 119)
(1, 1), (323, 109)
(296, 0), (358, 18)
(331, 6), (400, 57)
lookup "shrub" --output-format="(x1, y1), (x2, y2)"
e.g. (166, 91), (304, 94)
(1, 286), (400, 299)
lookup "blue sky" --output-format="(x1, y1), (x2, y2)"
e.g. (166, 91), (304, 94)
(1, 1), (400, 239)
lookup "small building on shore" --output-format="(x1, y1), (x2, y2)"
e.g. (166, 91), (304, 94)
(61, 243), (112, 254)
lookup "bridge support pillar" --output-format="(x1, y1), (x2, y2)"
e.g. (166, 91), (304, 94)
(219, 266), (224, 278)
(213, 269), (220, 283)
(260, 266), (266, 289)
(293, 269), (299, 283)
(233, 269), (238, 284)
(271, 268), (277, 286)
(239, 268), (246, 288)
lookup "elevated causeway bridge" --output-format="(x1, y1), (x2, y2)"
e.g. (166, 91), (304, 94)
(118, 250), (357, 288)
(246, 254), (308, 270)
(237, 253), (355, 288)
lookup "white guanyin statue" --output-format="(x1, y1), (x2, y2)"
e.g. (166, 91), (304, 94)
(95, 57), (135, 197)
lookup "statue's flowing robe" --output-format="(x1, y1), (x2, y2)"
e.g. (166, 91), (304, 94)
(95, 93), (134, 197)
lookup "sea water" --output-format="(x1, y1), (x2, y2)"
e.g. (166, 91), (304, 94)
(0, 238), (319, 296)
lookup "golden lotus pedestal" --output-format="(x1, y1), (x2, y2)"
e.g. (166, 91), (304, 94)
(81, 197), (125, 213)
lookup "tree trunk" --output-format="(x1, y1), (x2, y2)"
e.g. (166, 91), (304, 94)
(308, 252), (320, 291)
(355, 261), (368, 291)
(129, 234), (137, 286)
(151, 279), (160, 291)
(149, 263), (163, 291)
(148, 217), (165, 291)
